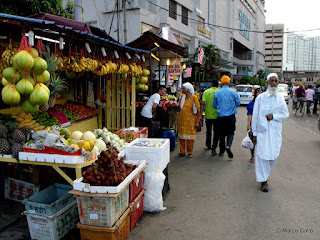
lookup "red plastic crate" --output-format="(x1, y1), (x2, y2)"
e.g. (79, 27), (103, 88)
(129, 189), (145, 231)
(129, 171), (144, 203)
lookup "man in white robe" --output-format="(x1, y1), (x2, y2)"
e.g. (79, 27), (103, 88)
(251, 73), (289, 192)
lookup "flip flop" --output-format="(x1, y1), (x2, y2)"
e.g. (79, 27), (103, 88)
(176, 153), (186, 157)
(249, 158), (255, 163)
(187, 154), (193, 158)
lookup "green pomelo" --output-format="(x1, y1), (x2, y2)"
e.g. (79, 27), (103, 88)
(32, 57), (47, 74)
(13, 50), (34, 71)
(140, 76), (148, 84)
(30, 87), (49, 105)
(22, 73), (35, 86)
(2, 85), (21, 105)
(3, 67), (21, 83)
(142, 69), (150, 76)
(2, 77), (9, 86)
(34, 70), (50, 83)
(2, 83), (13, 95)
(30, 48), (39, 58)
(136, 77), (140, 84)
(138, 70), (143, 76)
(16, 79), (34, 95)
(143, 85), (149, 91)
(137, 83), (144, 91)
(22, 99), (39, 113)
(34, 83), (50, 95)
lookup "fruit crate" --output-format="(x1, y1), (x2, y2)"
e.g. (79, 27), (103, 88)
(125, 138), (170, 174)
(23, 183), (75, 216)
(4, 177), (40, 203)
(115, 127), (148, 138)
(129, 171), (144, 203)
(77, 207), (130, 240)
(24, 201), (78, 240)
(73, 186), (129, 228)
(19, 152), (97, 164)
(129, 188), (145, 231)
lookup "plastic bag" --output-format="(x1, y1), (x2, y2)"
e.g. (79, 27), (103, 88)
(241, 132), (254, 150)
(32, 130), (49, 141)
(43, 133), (59, 147)
(143, 168), (166, 212)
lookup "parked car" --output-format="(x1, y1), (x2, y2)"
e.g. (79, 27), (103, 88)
(277, 86), (289, 104)
(235, 85), (254, 104)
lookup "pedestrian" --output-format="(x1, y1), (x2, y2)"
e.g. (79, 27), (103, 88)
(313, 84), (319, 115)
(177, 83), (201, 158)
(251, 73), (289, 192)
(140, 86), (167, 137)
(246, 88), (263, 163)
(197, 79), (222, 155)
(213, 75), (240, 159)
(291, 84), (299, 109)
(305, 85), (315, 116)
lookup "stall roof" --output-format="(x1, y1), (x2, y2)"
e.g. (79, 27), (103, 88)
(127, 31), (188, 58)
(0, 13), (149, 54)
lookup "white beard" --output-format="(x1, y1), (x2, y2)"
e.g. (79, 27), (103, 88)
(267, 86), (278, 96)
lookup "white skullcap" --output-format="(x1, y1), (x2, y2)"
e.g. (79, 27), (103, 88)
(182, 82), (194, 94)
(267, 73), (279, 81)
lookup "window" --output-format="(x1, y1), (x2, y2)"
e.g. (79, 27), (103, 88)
(169, 0), (177, 20)
(181, 6), (188, 25)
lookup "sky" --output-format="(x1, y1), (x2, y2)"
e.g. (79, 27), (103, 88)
(265, 0), (320, 36)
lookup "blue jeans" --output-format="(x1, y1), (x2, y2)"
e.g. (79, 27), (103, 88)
(307, 100), (313, 114)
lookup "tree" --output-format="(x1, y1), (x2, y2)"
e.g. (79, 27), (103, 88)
(189, 44), (221, 81)
(0, 0), (74, 19)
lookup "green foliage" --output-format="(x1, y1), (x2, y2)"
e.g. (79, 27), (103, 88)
(240, 76), (266, 86)
(0, 0), (74, 19)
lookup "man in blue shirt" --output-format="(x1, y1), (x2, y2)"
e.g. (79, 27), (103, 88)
(213, 75), (240, 158)
(313, 84), (319, 115)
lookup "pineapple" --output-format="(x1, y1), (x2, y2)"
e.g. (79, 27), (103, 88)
(42, 45), (59, 75)
(48, 76), (68, 107)
(40, 103), (49, 112)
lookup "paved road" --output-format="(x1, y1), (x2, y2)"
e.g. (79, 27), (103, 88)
(129, 101), (320, 240)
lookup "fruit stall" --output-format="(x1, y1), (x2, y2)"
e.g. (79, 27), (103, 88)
(0, 13), (171, 240)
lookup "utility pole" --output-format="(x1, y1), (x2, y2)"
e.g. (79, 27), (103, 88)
(116, 0), (120, 42)
(123, 0), (127, 44)
(74, 0), (82, 21)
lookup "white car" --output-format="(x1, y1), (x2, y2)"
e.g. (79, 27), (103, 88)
(277, 86), (289, 104)
(235, 85), (254, 104)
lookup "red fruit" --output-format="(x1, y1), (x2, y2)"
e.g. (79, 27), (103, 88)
(83, 179), (88, 183)
(110, 171), (115, 176)
(101, 175), (106, 180)
(107, 154), (112, 159)
(96, 175), (101, 180)
(119, 176), (124, 181)
(82, 171), (87, 177)
(100, 168), (104, 172)
(114, 176), (118, 182)
(94, 170), (99, 175)
(96, 180), (101, 185)
(86, 175), (91, 180)
(87, 166), (93, 173)
(113, 152), (118, 158)
(91, 177), (96, 183)
(107, 164), (111, 168)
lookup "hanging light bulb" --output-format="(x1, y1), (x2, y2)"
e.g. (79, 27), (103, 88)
(101, 47), (106, 57)
(85, 42), (91, 53)
(28, 30), (34, 46)
(114, 50), (119, 59)
(125, 52), (131, 59)
(135, 53), (141, 59)
(166, 58), (170, 65)
(59, 36), (64, 50)
(141, 55), (145, 62)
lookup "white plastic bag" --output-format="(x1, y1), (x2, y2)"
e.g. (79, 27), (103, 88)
(143, 168), (166, 212)
(43, 133), (59, 147)
(241, 132), (254, 150)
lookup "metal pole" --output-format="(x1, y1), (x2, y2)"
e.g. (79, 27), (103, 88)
(116, 0), (120, 42)
(74, 0), (82, 21)
(123, 0), (127, 44)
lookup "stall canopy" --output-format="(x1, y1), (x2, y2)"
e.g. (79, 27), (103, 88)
(0, 13), (149, 55)
(127, 31), (188, 58)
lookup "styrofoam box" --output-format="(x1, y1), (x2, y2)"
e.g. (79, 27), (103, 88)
(125, 138), (170, 173)
(76, 186), (129, 228)
(5, 177), (40, 203)
(23, 183), (76, 217)
(24, 201), (78, 240)
(0, 154), (13, 158)
(19, 152), (97, 164)
(73, 160), (146, 194)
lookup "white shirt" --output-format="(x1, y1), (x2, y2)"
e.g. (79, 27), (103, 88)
(251, 92), (289, 160)
(141, 93), (160, 118)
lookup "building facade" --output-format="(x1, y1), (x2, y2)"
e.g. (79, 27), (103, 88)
(79, 0), (266, 78)
(265, 24), (285, 74)
(286, 34), (320, 71)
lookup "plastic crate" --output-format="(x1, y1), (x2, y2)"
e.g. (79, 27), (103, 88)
(125, 138), (170, 174)
(129, 189), (145, 231)
(129, 171), (144, 203)
(77, 208), (130, 240)
(23, 183), (75, 216)
(24, 201), (78, 240)
(75, 187), (129, 228)
(4, 177), (40, 203)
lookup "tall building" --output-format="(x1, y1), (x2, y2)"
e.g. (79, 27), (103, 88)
(265, 24), (285, 74)
(78, 0), (266, 78)
(286, 34), (320, 71)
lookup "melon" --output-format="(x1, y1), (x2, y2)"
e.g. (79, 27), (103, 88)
(142, 69), (150, 76)
(30, 86), (49, 105)
(34, 70), (50, 83)
(30, 48), (39, 58)
(140, 76), (148, 84)
(32, 57), (47, 74)
(2, 84), (21, 105)
(22, 99), (39, 113)
(70, 131), (83, 141)
(34, 83), (50, 95)
(2, 77), (9, 86)
(13, 50), (34, 71)
(3, 67), (21, 83)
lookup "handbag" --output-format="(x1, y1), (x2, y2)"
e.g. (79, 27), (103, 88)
(192, 103), (197, 115)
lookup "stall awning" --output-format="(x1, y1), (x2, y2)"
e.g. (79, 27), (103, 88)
(126, 31), (188, 58)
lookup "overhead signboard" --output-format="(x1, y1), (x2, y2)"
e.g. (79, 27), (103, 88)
(167, 64), (181, 75)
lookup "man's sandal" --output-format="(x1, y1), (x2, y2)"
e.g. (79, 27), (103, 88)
(187, 154), (193, 158)
(249, 157), (255, 163)
(176, 153), (186, 157)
